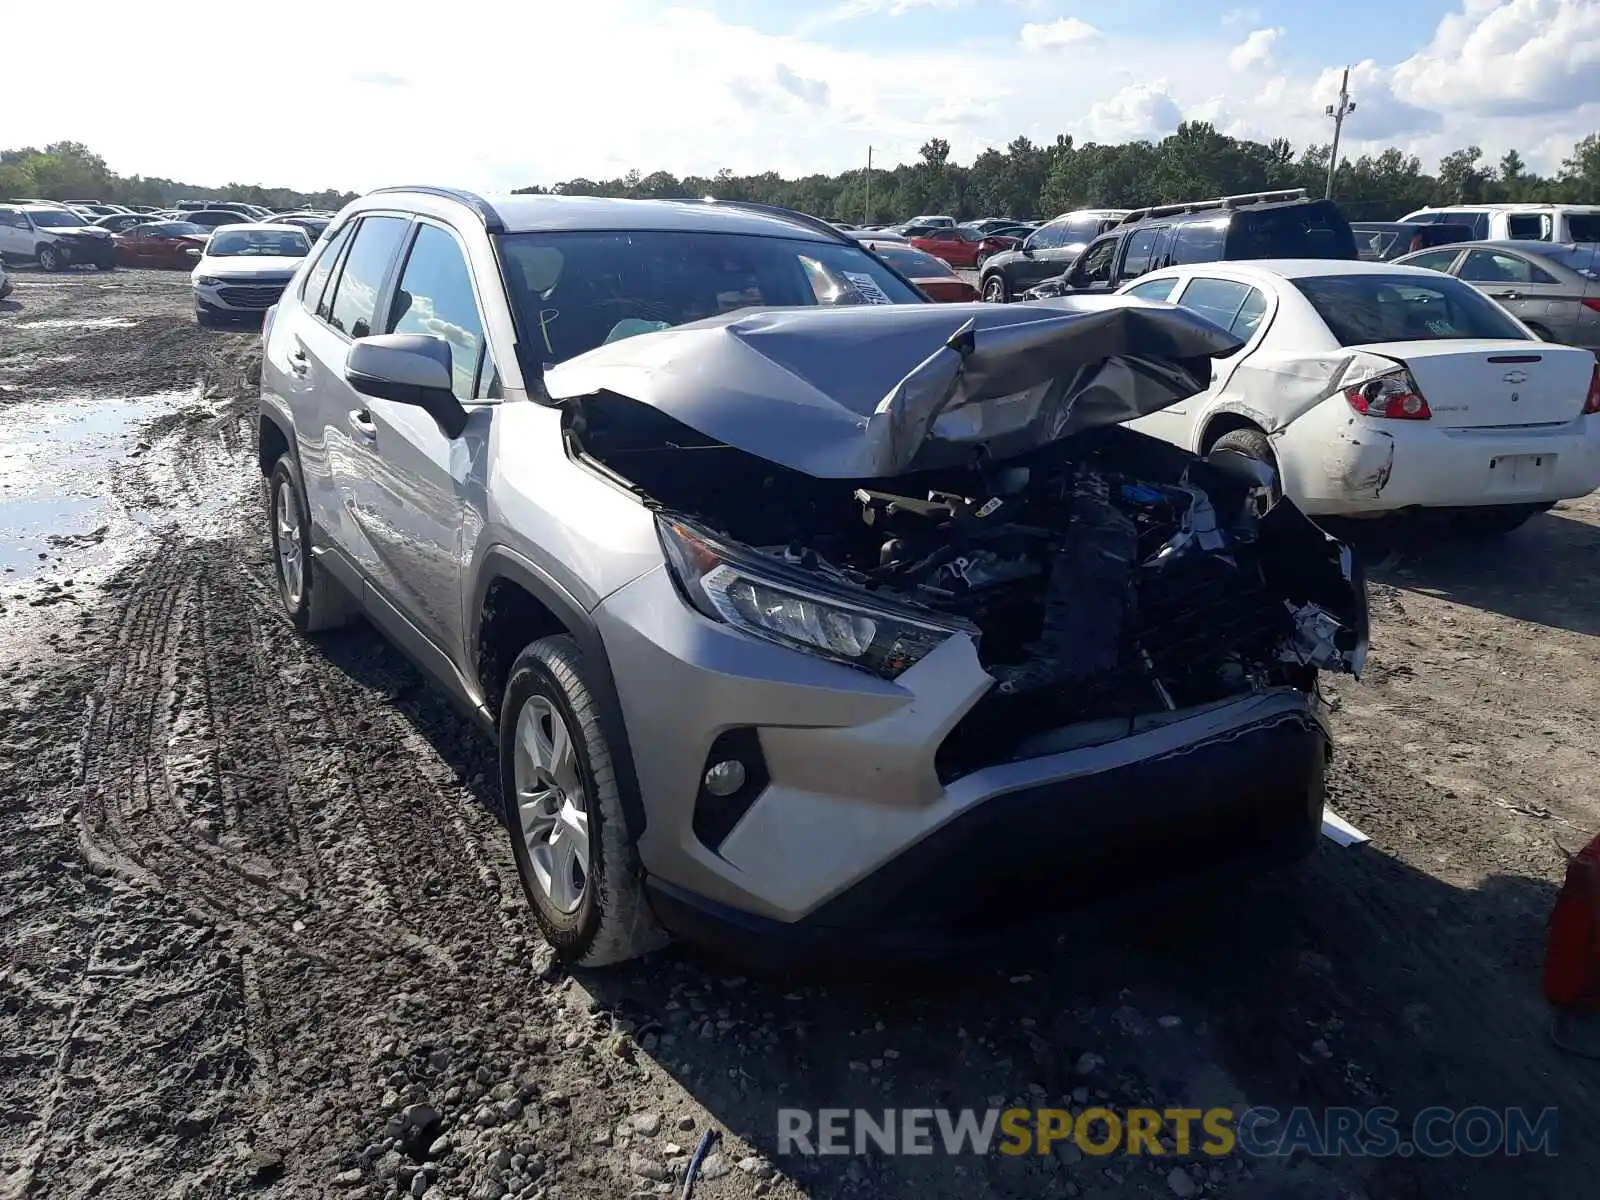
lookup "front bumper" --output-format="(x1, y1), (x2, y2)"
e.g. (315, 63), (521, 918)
(594, 565), (1332, 959)
(194, 279), (292, 314)
(1278, 398), (1600, 515)
(56, 237), (114, 266)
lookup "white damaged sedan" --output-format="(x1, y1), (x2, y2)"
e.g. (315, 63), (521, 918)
(1112, 259), (1600, 533)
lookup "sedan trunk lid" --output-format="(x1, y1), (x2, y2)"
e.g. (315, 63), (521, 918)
(1352, 339), (1597, 428)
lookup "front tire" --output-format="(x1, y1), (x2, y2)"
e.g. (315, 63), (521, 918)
(36, 244), (61, 272)
(982, 273), (1008, 303)
(267, 454), (355, 632)
(501, 636), (666, 967)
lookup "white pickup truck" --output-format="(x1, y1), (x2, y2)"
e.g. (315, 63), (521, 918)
(1400, 204), (1600, 244)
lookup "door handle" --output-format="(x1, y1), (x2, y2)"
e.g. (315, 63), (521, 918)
(348, 409), (377, 439)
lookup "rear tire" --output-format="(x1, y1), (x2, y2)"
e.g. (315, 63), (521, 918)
(501, 635), (667, 967)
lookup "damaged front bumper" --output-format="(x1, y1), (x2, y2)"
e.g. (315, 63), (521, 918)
(595, 563), (1344, 964)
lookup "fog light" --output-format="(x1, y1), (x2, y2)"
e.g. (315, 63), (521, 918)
(702, 759), (747, 797)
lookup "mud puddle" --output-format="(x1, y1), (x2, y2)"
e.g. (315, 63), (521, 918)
(0, 389), (191, 576)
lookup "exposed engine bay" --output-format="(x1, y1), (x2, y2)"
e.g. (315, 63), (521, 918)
(571, 394), (1367, 777)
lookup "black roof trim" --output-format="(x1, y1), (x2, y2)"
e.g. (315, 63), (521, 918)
(365, 186), (505, 233)
(697, 199), (856, 246)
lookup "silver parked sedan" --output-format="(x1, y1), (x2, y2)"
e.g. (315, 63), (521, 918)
(1395, 240), (1600, 350)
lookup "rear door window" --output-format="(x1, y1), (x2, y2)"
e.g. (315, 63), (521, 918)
(1169, 220), (1226, 266)
(303, 222), (354, 316)
(326, 215), (409, 339)
(1173, 277), (1254, 333)
(1459, 250), (1554, 285)
(1116, 225), (1167, 281)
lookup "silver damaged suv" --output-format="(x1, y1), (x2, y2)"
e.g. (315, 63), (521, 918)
(258, 188), (1368, 968)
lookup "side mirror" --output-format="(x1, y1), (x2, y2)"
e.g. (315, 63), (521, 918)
(345, 334), (469, 438)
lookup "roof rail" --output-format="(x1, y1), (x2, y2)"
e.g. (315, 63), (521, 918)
(365, 185), (504, 233)
(1114, 187), (1309, 227)
(697, 198), (856, 246)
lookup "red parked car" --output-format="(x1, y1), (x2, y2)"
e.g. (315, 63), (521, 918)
(862, 242), (980, 302)
(908, 225), (1022, 269)
(112, 221), (210, 268)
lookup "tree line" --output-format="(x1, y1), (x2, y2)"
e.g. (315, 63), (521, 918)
(6, 128), (1600, 226)
(512, 127), (1600, 224)
(0, 143), (357, 213)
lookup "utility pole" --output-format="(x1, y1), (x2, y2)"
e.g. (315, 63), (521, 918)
(863, 146), (873, 226)
(1324, 67), (1356, 200)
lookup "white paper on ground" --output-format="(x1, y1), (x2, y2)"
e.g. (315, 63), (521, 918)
(1321, 809), (1370, 846)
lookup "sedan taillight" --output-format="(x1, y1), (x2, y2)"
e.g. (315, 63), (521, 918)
(1344, 368), (1432, 420)
(1583, 362), (1600, 415)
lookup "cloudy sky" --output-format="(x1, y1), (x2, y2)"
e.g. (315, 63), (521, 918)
(10, 0), (1600, 192)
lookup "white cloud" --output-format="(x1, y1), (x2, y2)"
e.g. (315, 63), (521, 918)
(1227, 27), (1281, 72)
(1084, 82), (1184, 142)
(3, 0), (1598, 194)
(1392, 0), (1600, 116)
(1221, 7), (1262, 26)
(1019, 17), (1101, 51)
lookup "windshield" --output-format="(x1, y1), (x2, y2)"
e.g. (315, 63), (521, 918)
(1293, 274), (1528, 346)
(497, 230), (923, 364)
(206, 229), (310, 257)
(27, 207), (87, 227)
(872, 246), (956, 278)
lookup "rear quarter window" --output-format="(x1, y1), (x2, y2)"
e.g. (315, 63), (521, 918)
(1169, 220), (1226, 266)
(1567, 214), (1600, 243)
(1292, 274), (1528, 347)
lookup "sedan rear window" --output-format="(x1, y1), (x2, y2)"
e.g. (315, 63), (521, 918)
(498, 230), (923, 364)
(1540, 245), (1600, 279)
(1292, 274), (1528, 346)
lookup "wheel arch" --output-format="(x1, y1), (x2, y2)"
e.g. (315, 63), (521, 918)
(471, 547), (648, 843)
(257, 408), (293, 477)
(1197, 409), (1268, 455)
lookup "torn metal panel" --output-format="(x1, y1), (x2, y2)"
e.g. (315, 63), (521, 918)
(542, 300), (1241, 478)
(1322, 425), (1396, 498)
(1224, 348), (1406, 432)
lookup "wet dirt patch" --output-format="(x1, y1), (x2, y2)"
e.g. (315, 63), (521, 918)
(12, 317), (137, 331)
(0, 392), (179, 576)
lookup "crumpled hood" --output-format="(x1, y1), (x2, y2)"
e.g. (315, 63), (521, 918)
(542, 298), (1241, 478)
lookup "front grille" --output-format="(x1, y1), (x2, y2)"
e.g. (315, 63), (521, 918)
(218, 283), (288, 308)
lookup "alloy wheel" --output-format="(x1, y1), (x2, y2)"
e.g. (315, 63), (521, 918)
(273, 480), (304, 609)
(514, 695), (590, 915)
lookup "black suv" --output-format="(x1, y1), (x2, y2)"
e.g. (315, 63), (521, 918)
(977, 209), (1130, 302)
(1011, 190), (1359, 301)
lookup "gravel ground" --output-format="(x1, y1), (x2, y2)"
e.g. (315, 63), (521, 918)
(2, 268), (1598, 1200)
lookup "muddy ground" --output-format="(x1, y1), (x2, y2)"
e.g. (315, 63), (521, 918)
(1, 268), (1597, 1200)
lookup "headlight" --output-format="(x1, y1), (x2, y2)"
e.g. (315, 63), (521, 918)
(657, 516), (968, 680)
(195, 275), (224, 286)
